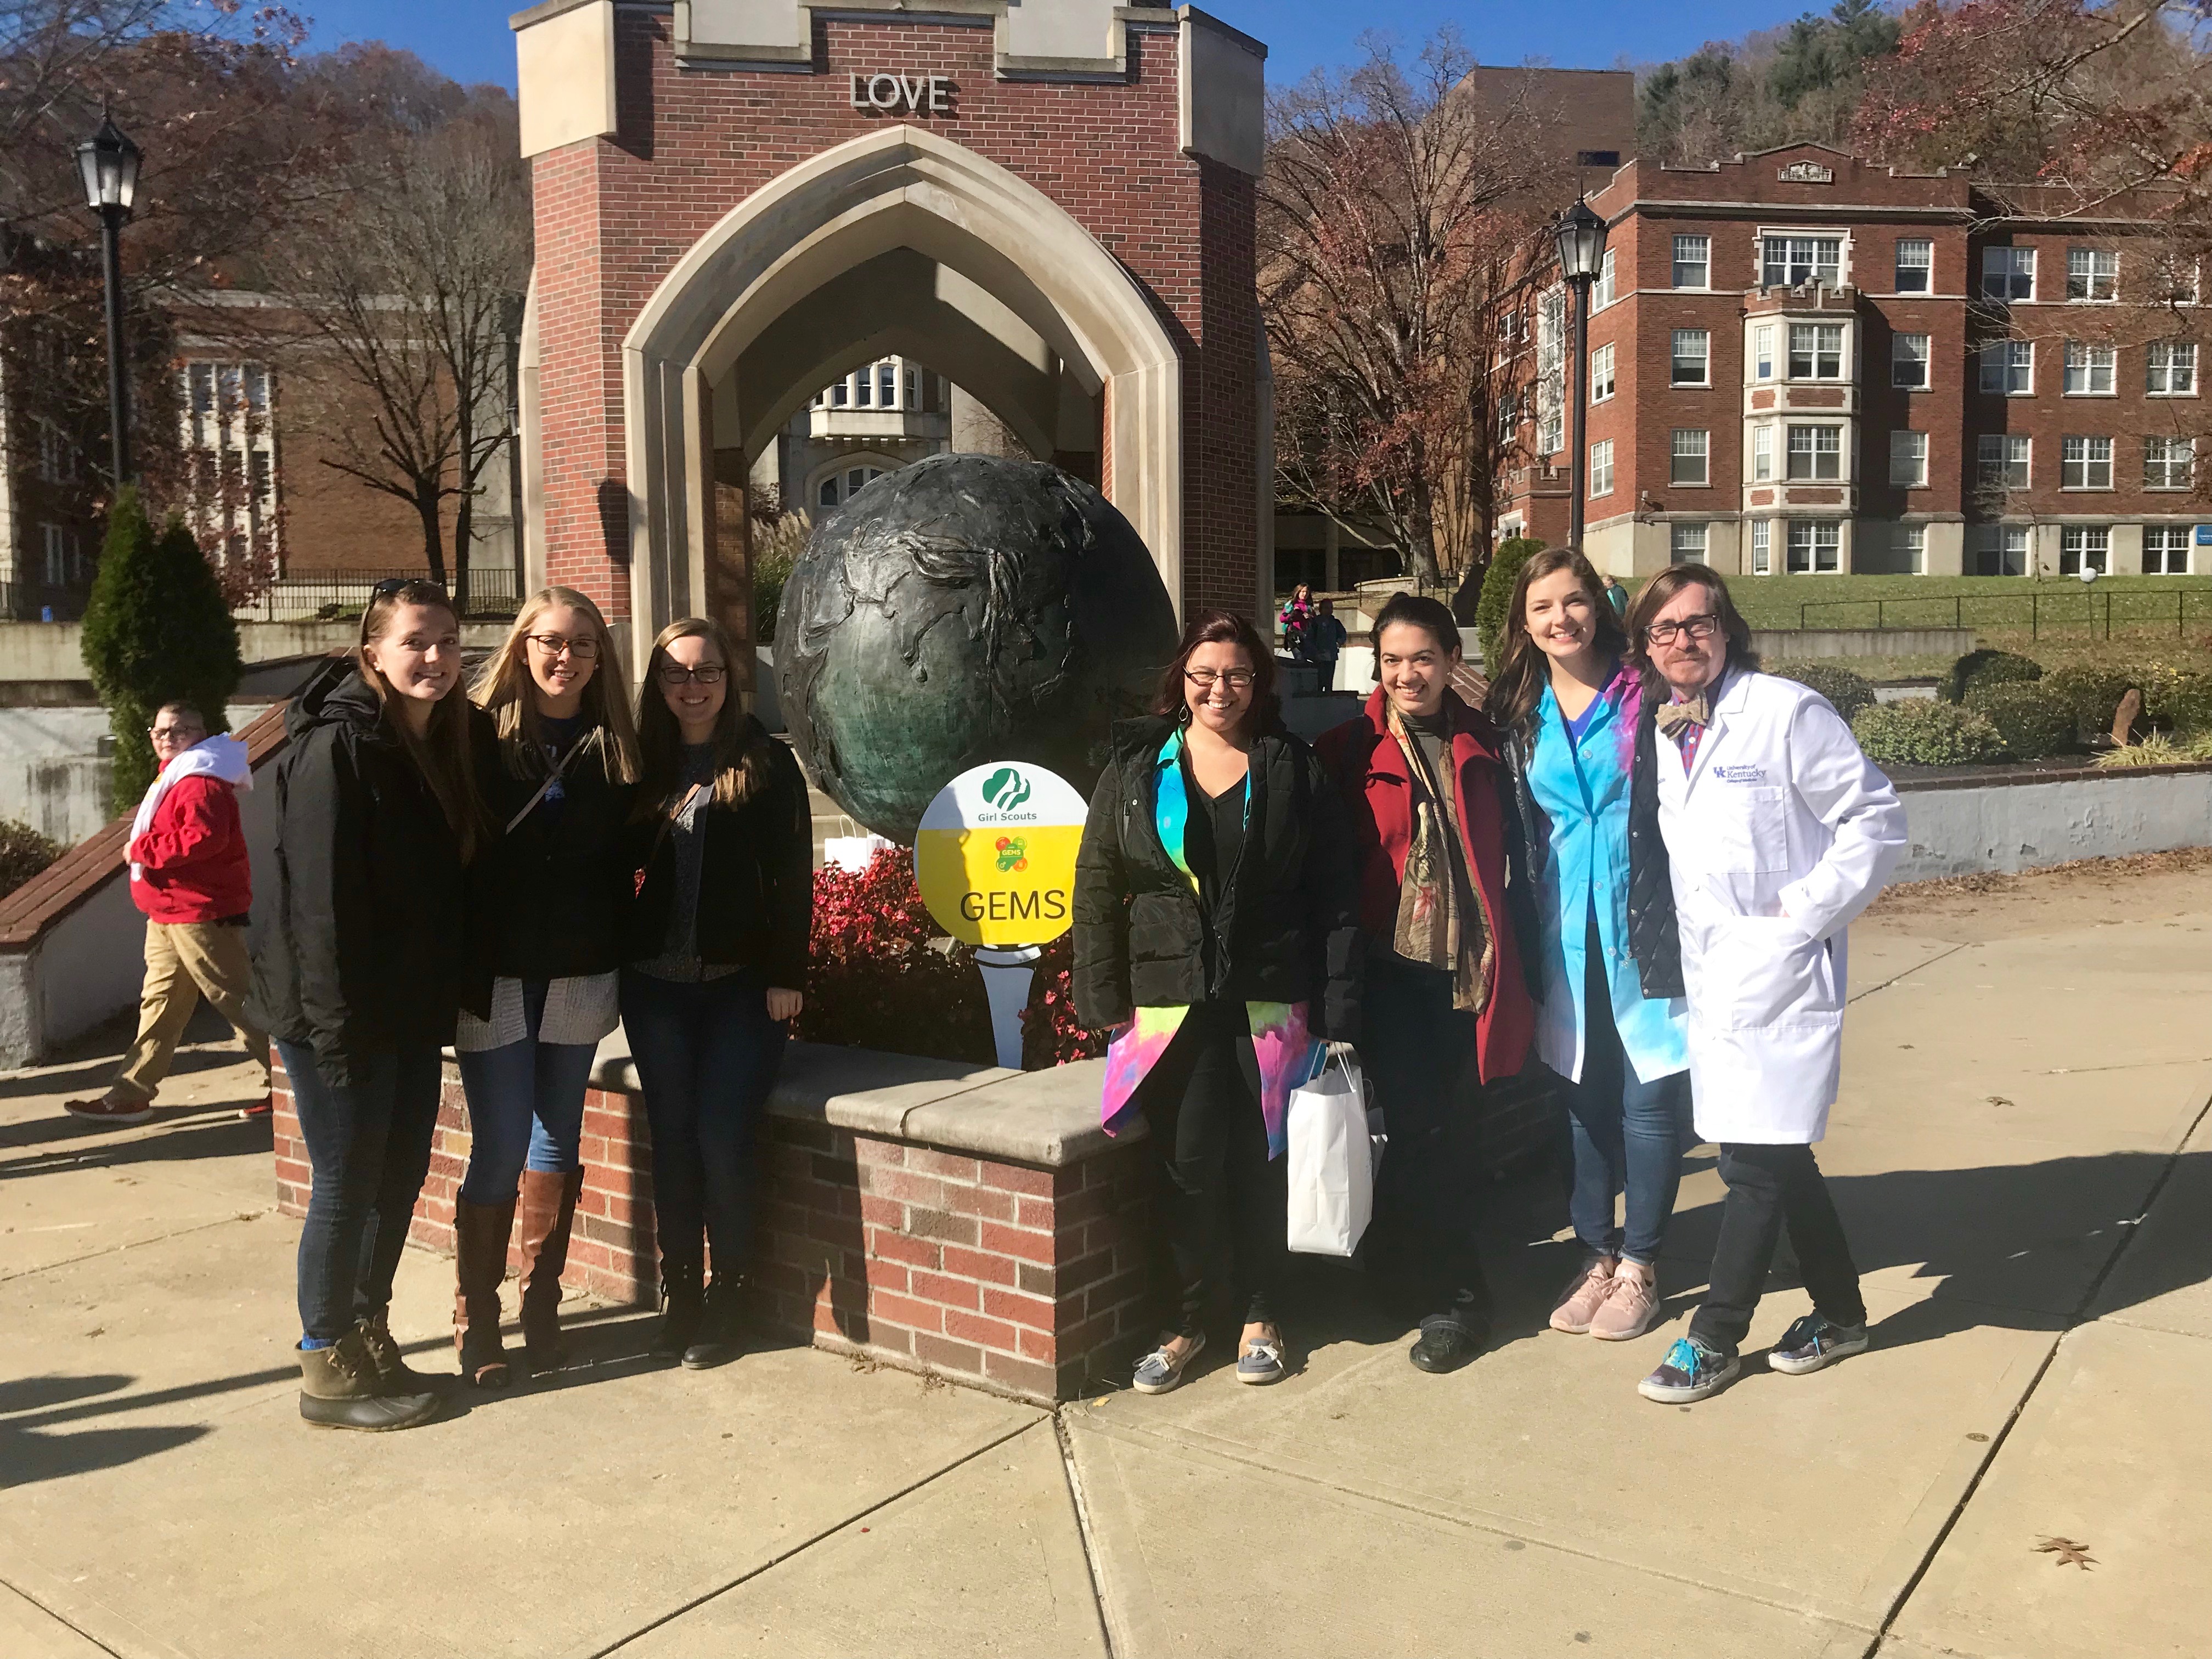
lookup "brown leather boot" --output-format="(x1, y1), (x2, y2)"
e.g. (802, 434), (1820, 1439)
(516, 1169), (584, 1374)
(452, 1197), (516, 1389)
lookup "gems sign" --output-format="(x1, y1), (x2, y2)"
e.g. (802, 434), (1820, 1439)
(850, 73), (953, 115)
(916, 761), (1085, 948)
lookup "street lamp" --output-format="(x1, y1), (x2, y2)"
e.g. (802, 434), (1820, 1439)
(75, 113), (143, 488)
(1551, 198), (1608, 553)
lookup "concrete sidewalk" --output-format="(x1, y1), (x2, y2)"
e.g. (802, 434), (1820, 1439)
(1, 857), (2207, 1658)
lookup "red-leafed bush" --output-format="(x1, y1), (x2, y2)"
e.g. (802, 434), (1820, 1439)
(1020, 933), (1110, 1070)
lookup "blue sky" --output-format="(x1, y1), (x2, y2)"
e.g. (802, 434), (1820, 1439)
(298, 1), (1817, 92)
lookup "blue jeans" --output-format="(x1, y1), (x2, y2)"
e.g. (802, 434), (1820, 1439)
(1557, 932), (1690, 1267)
(455, 982), (597, 1205)
(282, 1040), (444, 1342)
(618, 968), (788, 1283)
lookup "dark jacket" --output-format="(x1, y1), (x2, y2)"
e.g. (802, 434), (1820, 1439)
(620, 719), (814, 986)
(1071, 715), (1362, 1039)
(253, 662), (487, 1087)
(1499, 692), (1684, 1002)
(474, 723), (637, 982)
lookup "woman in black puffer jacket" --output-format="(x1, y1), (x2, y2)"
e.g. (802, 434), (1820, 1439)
(1073, 607), (1361, 1397)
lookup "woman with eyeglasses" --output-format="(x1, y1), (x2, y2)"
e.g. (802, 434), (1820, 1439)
(1485, 550), (1690, 1345)
(447, 588), (641, 1387)
(1073, 608), (1361, 1395)
(620, 618), (812, 1369)
(1315, 592), (1532, 1376)
(258, 579), (489, 1430)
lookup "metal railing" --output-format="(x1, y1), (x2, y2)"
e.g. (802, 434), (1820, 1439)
(1790, 588), (2212, 641)
(232, 566), (523, 623)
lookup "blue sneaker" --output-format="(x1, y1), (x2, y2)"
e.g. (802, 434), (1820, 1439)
(1235, 1325), (1286, 1386)
(1638, 1336), (1741, 1403)
(1132, 1330), (1205, 1395)
(1767, 1313), (1869, 1376)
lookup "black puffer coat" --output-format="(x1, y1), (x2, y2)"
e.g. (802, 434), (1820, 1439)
(1071, 716), (1363, 1038)
(473, 724), (636, 982)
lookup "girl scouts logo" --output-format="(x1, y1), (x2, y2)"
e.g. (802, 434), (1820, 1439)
(982, 768), (1031, 813)
(917, 762), (1086, 946)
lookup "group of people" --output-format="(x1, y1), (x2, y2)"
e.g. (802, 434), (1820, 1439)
(1074, 554), (1908, 1404)
(1278, 583), (1348, 687)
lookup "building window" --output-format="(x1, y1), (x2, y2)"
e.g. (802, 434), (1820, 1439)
(819, 477), (840, 507)
(1589, 439), (1614, 498)
(1671, 522), (1709, 563)
(853, 369), (872, 407)
(2066, 247), (2118, 301)
(878, 362), (898, 407)
(2145, 435), (2196, 490)
(1672, 235), (1710, 289)
(1671, 428), (1710, 485)
(830, 378), (849, 407)
(906, 366), (920, 407)
(1788, 323), (1844, 380)
(1753, 324), (1775, 381)
(1970, 524), (2030, 576)
(1978, 433), (2032, 489)
(250, 450), (274, 503)
(36, 419), (73, 483)
(1590, 342), (1615, 404)
(1894, 238), (1933, 293)
(1786, 520), (1842, 573)
(188, 362), (216, 416)
(1979, 340), (2034, 395)
(1890, 430), (1928, 487)
(1593, 248), (1616, 311)
(2143, 526), (2193, 574)
(1671, 329), (1709, 385)
(1751, 520), (1772, 574)
(1763, 235), (1842, 288)
(1892, 332), (1931, 389)
(1752, 424), (1774, 482)
(1536, 287), (1566, 456)
(42, 523), (69, 586)
(2060, 435), (2114, 489)
(1786, 424), (1843, 481)
(1982, 246), (2035, 302)
(2059, 526), (2109, 574)
(1893, 524), (1927, 574)
(2147, 341), (2198, 396)
(2063, 341), (2116, 395)
(2150, 257), (2201, 305)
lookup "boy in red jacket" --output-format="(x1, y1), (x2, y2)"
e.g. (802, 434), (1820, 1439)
(66, 703), (273, 1124)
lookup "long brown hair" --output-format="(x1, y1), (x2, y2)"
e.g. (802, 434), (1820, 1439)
(1150, 608), (1281, 737)
(1624, 564), (1760, 692)
(633, 616), (781, 817)
(472, 585), (641, 783)
(356, 580), (487, 862)
(1483, 549), (1630, 737)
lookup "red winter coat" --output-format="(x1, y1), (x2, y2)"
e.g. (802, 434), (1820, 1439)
(129, 775), (252, 924)
(1315, 687), (1533, 1085)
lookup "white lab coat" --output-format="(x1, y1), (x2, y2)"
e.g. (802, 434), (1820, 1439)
(1655, 668), (1907, 1145)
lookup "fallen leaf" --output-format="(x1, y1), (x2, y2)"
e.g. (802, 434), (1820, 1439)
(2035, 1536), (2095, 1569)
(1987, 1094), (2014, 1107)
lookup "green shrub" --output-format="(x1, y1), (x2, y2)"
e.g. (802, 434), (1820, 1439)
(1773, 663), (1875, 723)
(2039, 663), (2140, 743)
(80, 489), (242, 813)
(751, 512), (811, 644)
(0, 819), (63, 898)
(1966, 682), (2077, 760)
(1474, 535), (1544, 671)
(1940, 648), (2041, 704)
(2147, 672), (2212, 737)
(1852, 698), (2006, 768)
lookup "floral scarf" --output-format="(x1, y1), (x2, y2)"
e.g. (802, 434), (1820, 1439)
(1387, 702), (1492, 1015)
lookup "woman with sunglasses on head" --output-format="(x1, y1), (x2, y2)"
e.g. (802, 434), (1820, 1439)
(1073, 608), (1361, 1396)
(621, 618), (812, 1370)
(258, 579), (489, 1430)
(1486, 551), (1690, 1345)
(449, 588), (641, 1387)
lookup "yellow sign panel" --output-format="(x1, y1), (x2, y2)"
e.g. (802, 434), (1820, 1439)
(915, 763), (1087, 947)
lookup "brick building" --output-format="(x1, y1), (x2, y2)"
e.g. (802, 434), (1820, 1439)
(1495, 144), (2210, 578)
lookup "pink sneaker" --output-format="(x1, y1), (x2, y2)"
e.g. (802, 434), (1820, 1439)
(1589, 1259), (1660, 1341)
(1549, 1256), (1617, 1334)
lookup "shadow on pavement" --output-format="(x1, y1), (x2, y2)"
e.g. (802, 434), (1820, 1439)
(0, 1110), (270, 1178)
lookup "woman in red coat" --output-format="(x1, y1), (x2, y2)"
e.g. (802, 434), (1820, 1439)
(1316, 593), (1533, 1375)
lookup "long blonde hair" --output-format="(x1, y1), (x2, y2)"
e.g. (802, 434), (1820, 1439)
(472, 585), (641, 783)
(356, 580), (488, 862)
(633, 616), (781, 818)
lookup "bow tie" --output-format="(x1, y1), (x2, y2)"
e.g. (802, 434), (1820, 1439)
(1654, 697), (1711, 737)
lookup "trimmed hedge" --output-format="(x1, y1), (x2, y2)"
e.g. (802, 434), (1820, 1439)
(1475, 535), (1544, 670)
(1965, 682), (2077, 760)
(1774, 662), (1875, 723)
(1941, 648), (2041, 704)
(2039, 664), (2140, 743)
(1852, 698), (2006, 768)
(2156, 674), (2212, 738)
(0, 819), (63, 899)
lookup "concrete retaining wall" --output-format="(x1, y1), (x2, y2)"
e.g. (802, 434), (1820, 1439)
(1752, 627), (1975, 661)
(1895, 764), (2212, 882)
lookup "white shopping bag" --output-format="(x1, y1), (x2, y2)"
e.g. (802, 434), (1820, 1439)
(1286, 1047), (1377, 1257)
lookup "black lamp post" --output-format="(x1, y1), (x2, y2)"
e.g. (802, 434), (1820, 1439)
(1552, 198), (1608, 552)
(75, 113), (143, 488)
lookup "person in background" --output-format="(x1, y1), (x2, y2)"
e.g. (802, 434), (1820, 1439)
(1279, 582), (1317, 661)
(1317, 594), (1532, 1376)
(1603, 574), (1631, 620)
(1073, 608), (1361, 1395)
(1306, 599), (1349, 690)
(622, 618), (812, 1371)
(450, 588), (640, 1388)
(1487, 550), (1690, 1345)
(1627, 565), (1906, 1404)
(66, 702), (272, 1126)
(258, 580), (488, 1431)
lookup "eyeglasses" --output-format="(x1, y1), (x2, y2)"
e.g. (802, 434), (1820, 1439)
(371, 577), (449, 602)
(1644, 614), (1721, 647)
(526, 633), (598, 659)
(149, 725), (204, 741)
(1184, 668), (1256, 692)
(658, 663), (726, 685)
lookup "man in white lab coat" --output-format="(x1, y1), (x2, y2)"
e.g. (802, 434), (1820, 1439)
(1625, 566), (1908, 1404)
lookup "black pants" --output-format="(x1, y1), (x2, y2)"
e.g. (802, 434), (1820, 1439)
(1689, 1143), (1866, 1358)
(1139, 1002), (1285, 1336)
(1360, 956), (1491, 1319)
